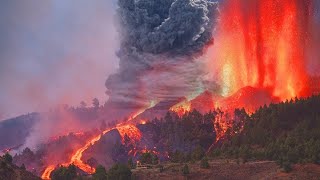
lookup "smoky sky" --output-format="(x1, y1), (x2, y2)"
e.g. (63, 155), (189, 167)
(0, 0), (119, 120)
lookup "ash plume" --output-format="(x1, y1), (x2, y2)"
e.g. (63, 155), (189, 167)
(105, 0), (219, 120)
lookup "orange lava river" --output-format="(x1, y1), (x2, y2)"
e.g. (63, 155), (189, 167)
(41, 123), (144, 179)
(41, 127), (115, 179)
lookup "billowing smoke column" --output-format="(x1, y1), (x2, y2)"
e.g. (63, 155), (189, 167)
(207, 0), (320, 100)
(105, 0), (219, 120)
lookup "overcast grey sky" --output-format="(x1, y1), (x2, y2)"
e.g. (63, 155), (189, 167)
(0, 0), (119, 120)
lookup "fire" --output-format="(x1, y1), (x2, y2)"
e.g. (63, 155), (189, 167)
(41, 165), (55, 180)
(170, 99), (191, 117)
(208, 0), (314, 101)
(116, 124), (142, 143)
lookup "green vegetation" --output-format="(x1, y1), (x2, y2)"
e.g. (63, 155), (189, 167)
(51, 164), (77, 180)
(181, 164), (189, 175)
(209, 95), (320, 172)
(20, 163), (26, 170)
(139, 152), (158, 165)
(3, 153), (12, 164)
(92, 165), (107, 180)
(127, 158), (135, 169)
(158, 164), (164, 173)
(200, 157), (210, 169)
(107, 163), (132, 180)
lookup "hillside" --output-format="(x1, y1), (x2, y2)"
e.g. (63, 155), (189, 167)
(210, 95), (320, 170)
(0, 156), (40, 180)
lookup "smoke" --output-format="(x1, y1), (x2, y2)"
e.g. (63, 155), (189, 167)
(0, 0), (119, 120)
(19, 109), (86, 151)
(105, 0), (219, 120)
(117, 0), (217, 54)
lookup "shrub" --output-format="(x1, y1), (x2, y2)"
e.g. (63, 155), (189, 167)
(108, 163), (132, 180)
(93, 165), (107, 180)
(281, 161), (292, 173)
(51, 164), (77, 180)
(3, 153), (13, 164)
(200, 157), (210, 169)
(181, 164), (189, 175)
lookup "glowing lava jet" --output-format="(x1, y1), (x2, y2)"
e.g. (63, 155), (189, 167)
(208, 0), (317, 100)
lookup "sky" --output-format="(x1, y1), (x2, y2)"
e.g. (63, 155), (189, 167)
(0, 0), (119, 120)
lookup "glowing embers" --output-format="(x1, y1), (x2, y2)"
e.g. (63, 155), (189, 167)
(210, 0), (312, 101)
(116, 124), (142, 143)
(214, 112), (232, 142)
(169, 99), (191, 117)
(140, 120), (147, 125)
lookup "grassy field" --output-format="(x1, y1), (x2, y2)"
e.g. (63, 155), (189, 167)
(132, 159), (320, 180)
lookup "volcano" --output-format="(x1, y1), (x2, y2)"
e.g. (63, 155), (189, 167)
(216, 86), (280, 113)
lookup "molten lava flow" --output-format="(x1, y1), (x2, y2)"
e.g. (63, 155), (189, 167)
(69, 128), (114, 174)
(170, 99), (191, 117)
(208, 0), (314, 100)
(116, 124), (142, 143)
(41, 165), (55, 180)
(41, 106), (151, 179)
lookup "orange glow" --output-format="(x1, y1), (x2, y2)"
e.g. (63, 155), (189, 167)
(41, 165), (55, 180)
(68, 128), (114, 174)
(41, 106), (151, 179)
(170, 99), (191, 117)
(214, 115), (231, 142)
(208, 0), (312, 101)
(41, 128), (115, 178)
(116, 124), (142, 143)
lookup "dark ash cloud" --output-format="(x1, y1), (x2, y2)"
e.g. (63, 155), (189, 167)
(104, 0), (219, 120)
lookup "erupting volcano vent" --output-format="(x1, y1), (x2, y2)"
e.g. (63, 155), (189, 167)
(208, 0), (319, 100)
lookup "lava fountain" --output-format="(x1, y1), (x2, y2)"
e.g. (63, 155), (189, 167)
(208, 0), (317, 100)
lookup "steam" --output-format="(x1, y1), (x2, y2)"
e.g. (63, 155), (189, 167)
(105, 0), (219, 120)
(0, 0), (119, 150)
